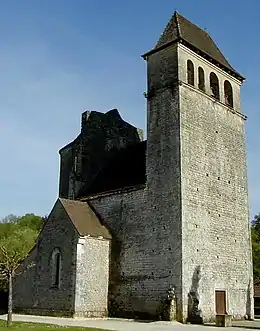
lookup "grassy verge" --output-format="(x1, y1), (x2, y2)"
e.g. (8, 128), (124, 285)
(0, 321), (110, 331)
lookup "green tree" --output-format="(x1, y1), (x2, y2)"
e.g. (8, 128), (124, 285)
(0, 213), (45, 326)
(0, 214), (45, 241)
(0, 213), (45, 292)
(0, 225), (38, 327)
(14, 213), (46, 232)
(251, 214), (260, 280)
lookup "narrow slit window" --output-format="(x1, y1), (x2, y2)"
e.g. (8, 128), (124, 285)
(198, 67), (205, 91)
(54, 253), (60, 286)
(51, 248), (61, 288)
(224, 80), (233, 108)
(210, 72), (220, 100)
(74, 155), (78, 172)
(187, 60), (195, 86)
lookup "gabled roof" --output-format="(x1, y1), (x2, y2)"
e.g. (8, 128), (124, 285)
(59, 198), (111, 239)
(142, 11), (244, 81)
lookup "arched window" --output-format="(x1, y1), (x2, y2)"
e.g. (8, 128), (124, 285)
(210, 72), (220, 100)
(51, 248), (61, 288)
(198, 67), (205, 92)
(187, 60), (194, 86)
(224, 80), (233, 108)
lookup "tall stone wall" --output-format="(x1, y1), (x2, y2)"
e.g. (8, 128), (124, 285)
(89, 186), (179, 319)
(145, 43), (183, 320)
(59, 109), (141, 199)
(144, 39), (253, 323)
(178, 44), (254, 322)
(74, 236), (110, 317)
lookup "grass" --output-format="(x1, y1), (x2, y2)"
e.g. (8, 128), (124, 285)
(0, 321), (110, 331)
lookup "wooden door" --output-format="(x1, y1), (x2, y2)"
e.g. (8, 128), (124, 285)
(215, 290), (226, 315)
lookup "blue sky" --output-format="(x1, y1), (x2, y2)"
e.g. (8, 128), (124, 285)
(0, 0), (259, 220)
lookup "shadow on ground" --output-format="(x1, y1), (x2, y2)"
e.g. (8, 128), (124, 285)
(231, 322), (260, 330)
(132, 320), (156, 323)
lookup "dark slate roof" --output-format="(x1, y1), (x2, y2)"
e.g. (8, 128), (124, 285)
(142, 11), (244, 81)
(78, 140), (146, 197)
(59, 198), (111, 239)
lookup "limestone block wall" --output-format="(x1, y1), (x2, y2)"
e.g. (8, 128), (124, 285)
(31, 200), (79, 316)
(145, 43), (183, 320)
(89, 186), (180, 319)
(59, 109), (141, 200)
(74, 236), (110, 317)
(178, 44), (253, 322)
(144, 39), (253, 322)
(13, 247), (37, 311)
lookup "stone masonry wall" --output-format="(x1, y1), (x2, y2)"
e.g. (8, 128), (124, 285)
(178, 44), (254, 322)
(145, 43), (184, 321)
(59, 109), (141, 200)
(59, 141), (75, 199)
(13, 247), (37, 311)
(74, 237), (110, 317)
(28, 200), (78, 316)
(89, 186), (180, 319)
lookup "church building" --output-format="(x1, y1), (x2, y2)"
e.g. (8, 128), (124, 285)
(13, 11), (254, 323)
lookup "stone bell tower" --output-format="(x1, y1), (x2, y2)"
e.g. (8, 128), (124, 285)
(143, 11), (254, 322)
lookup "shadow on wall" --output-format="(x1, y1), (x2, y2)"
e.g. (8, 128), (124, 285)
(246, 280), (252, 319)
(187, 266), (203, 324)
(0, 291), (8, 314)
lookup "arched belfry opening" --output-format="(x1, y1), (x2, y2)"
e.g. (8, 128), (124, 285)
(210, 72), (220, 100)
(198, 67), (205, 92)
(187, 60), (195, 86)
(224, 80), (233, 108)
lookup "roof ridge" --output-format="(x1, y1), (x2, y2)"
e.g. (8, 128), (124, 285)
(176, 11), (208, 38)
(143, 11), (244, 80)
(174, 11), (181, 39)
(176, 12), (230, 60)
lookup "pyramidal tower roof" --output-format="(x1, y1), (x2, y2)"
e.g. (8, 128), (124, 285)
(142, 11), (244, 81)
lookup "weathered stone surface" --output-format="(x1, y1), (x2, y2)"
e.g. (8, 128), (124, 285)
(144, 40), (253, 322)
(216, 315), (232, 327)
(13, 247), (37, 310)
(13, 199), (111, 318)
(13, 200), (78, 316)
(74, 236), (110, 317)
(59, 109), (142, 200)
(12, 12), (253, 325)
(178, 43), (253, 322)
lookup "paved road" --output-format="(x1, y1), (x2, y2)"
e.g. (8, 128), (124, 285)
(0, 314), (260, 331)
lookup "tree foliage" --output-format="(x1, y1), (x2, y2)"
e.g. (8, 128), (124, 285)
(0, 214), (45, 290)
(0, 226), (38, 278)
(251, 213), (260, 281)
(0, 213), (45, 326)
(0, 214), (46, 234)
